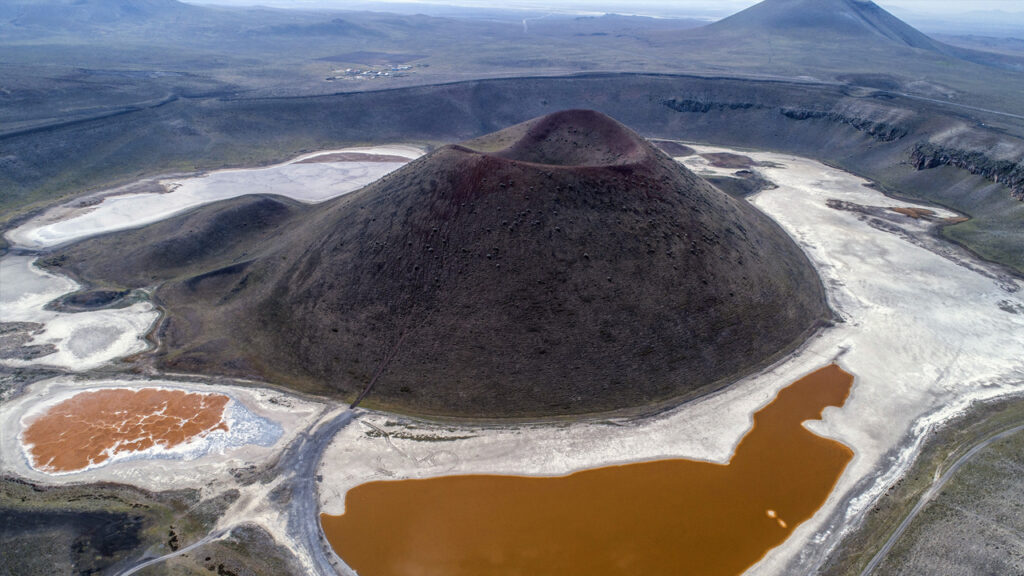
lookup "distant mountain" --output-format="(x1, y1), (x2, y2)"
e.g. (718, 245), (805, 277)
(262, 17), (383, 38)
(0, 0), (197, 29)
(56, 110), (829, 418)
(890, 8), (1024, 38)
(704, 0), (947, 53)
(659, 0), (1024, 85)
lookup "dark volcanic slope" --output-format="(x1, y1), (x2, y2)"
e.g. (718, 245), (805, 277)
(60, 110), (829, 417)
(705, 0), (946, 53)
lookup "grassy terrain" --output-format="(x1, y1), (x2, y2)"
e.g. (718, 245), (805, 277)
(135, 524), (304, 576)
(0, 477), (234, 575)
(0, 476), (302, 575)
(863, 162), (1024, 275)
(874, 428), (1024, 575)
(943, 203), (1024, 274)
(2, 2), (1021, 572)
(821, 394), (1024, 576)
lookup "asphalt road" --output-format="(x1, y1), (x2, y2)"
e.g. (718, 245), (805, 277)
(113, 408), (355, 576)
(859, 422), (1024, 576)
(280, 408), (356, 576)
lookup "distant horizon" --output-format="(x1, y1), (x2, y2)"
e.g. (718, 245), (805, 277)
(184, 0), (1024, 19)
(182, 0), (1024, 36)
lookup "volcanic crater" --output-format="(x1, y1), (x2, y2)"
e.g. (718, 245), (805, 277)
(55, 110), (829, 417)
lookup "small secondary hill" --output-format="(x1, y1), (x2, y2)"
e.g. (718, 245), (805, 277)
(50, 194), (310, 288)
(704, 0), (946, 53)
(462, 108), (651, 167)
(58, 110), (829, 418)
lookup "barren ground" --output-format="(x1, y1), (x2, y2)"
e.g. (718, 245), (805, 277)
(316, 144), (1024, 576)
(1, 143), (1022, 576)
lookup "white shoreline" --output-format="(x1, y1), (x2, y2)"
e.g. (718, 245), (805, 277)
(0, 378), (322, 492)
(0, 255), (160, 371)
(1, 142), (1021, 576)
(315, 146), (1024, 576)
(4, 145), (426, 250)
(18, 387), (282, 476)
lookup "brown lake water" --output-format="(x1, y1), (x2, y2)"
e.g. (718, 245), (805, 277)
(322, 364), (854, 576)
(22, 388), (229, 473)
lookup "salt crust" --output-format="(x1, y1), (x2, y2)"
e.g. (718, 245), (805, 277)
(0, 378), (321, 491)
(315, 145), (1024, 576)
(2, 144), (1022, 575)
(19, 390), (282, 475)
(0, 255), (159, 370)
(5, 145), (425, 249)
(1, 146), (426, 370)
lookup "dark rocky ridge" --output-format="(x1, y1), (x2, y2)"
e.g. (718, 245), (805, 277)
(19, 72), (1023, 274)
(662, 98), (910, 143)
(779, 108), (908, 142)
(658, 93), (1023, 198)
(912, 143), (1024, 201)
(58, 110), (829, 418)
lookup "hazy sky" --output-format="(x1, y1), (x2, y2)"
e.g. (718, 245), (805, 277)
(190, 0), (1024, 17)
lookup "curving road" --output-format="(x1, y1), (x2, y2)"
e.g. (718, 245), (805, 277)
(280, 408), (356, 576)
(114, 408), (355, 576)
(117, 528), (231, 576)
(859, 422), (1024, 576)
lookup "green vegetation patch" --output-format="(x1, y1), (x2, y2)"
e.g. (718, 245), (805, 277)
(136, 524), (304, 576)
(0, 477), (236, 576)
(874, 428), (1024, 575)
(822, 394), (1024, 576)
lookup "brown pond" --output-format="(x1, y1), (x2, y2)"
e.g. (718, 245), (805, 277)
(889, 206), (937, 220)
(22, 388), (229, 473)
(321, 364), (854, 576)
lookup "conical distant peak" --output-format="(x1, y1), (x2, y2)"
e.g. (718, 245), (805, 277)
(461, 109), (650, 168)
(707, 0), (942, 52)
